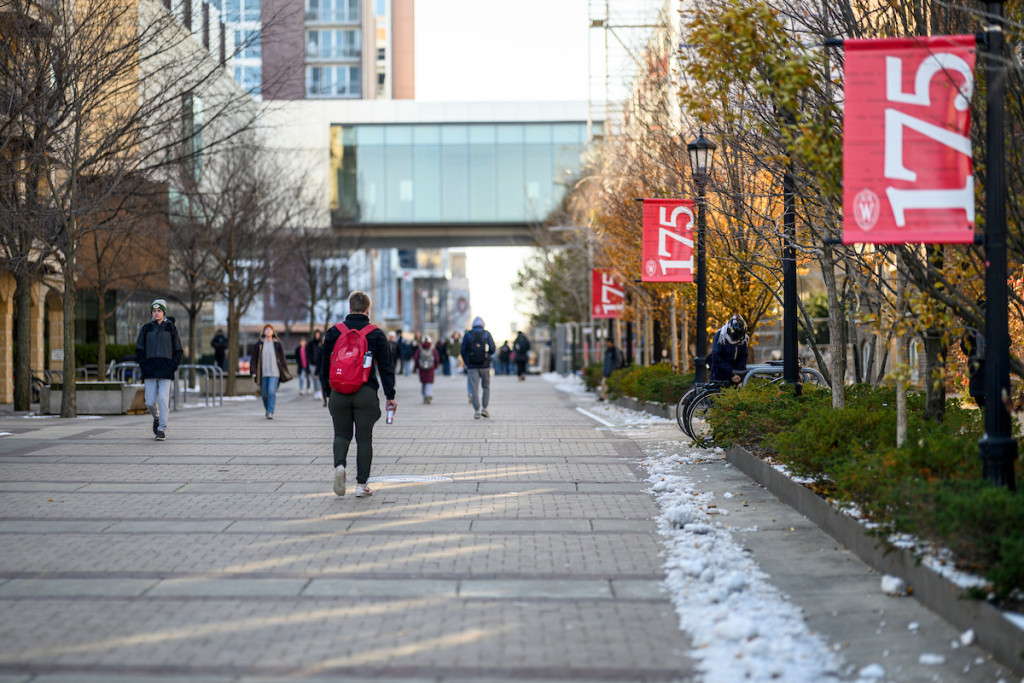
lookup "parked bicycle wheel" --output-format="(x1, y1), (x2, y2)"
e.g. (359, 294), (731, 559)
(686, 385), (721, 447)
(675, 384), (702, 435)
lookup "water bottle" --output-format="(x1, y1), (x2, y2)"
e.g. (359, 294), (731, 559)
(385, 406), (395, 424)
(363, 351), (372, 368)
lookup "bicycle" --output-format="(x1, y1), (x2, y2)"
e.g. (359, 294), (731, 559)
(677, 362), (829, 446)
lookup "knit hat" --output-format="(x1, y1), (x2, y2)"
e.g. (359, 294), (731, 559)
(151, 299), (167, 313)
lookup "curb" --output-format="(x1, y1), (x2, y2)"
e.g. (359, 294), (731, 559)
(610, 396), (673, 420)
(724, 444), (1024, 676)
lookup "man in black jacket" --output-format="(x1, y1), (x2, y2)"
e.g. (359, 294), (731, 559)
(135, 299), (183, 441)
(319, 291), (397, 498)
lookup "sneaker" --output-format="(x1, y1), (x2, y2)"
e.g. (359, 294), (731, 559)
(354, 483), (372, 497)
(480, 410), (490, 418)
(155, 431), (166, 441)
(426, 396), (432, 404)
(152, 416), (159, 435)
(333, 466), (346, 496)
(474, 412), (481, 419)
(267, 413), (274, 420)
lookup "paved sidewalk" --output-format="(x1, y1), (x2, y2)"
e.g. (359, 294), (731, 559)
(0, 374), (693, 682)
(0, 373), (1014, 682)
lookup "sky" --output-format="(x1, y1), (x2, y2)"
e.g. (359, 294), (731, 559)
(415, 0), (592, 337)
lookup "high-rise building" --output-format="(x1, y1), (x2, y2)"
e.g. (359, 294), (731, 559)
(219, 0), (414, 100)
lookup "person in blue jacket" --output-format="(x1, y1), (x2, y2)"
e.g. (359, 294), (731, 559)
(709, 315), (748, 384)
(135, 299), (182, 441)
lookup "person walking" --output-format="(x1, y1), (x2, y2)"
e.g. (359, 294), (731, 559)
(400, 333), (414, 377)
(251, 324), (292, 419)
(294, 337), (313, 395)
(513, 330), (531, 381)
(461, 316), (496, 419)
(210, 328), (228, 371)
(320, 291), (396, 498)
(310, 329), (325, 405)
(447, 331), (462, 376)
(436, 335), (451, 376)
(599, 338), (623, 401)
(498, 341), (511, 376)
(135, 299), (183, 441)
(709, 315), (749, 384)
(413, 337), (440, 404)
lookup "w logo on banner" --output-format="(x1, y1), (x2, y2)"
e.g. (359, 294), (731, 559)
(842, 35), (976, 244)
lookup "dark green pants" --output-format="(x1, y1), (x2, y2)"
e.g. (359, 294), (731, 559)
(328, 384), (381, 484)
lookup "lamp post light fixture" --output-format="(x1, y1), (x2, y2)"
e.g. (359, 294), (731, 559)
(978, 0), (1017, 489)
(687, 132), (717, 383)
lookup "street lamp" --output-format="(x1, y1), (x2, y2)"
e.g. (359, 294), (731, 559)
(687, 132), (716, 383)
(978, 0), (1017, 489)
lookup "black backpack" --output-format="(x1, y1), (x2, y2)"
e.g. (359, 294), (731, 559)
(466, 331), (487, 365)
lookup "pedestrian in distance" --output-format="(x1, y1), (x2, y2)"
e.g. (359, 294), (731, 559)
(437, 335), (451, 376)
(400, 332), (414, 377)
(321, 291), (397, 498)
(414, 337), (440, 404)
(294, 337), (313, 395)
(388, 331), (400, 374)
(310, 329), (325, 404)
(135, 299), (182, 441)
(462, 316), (496, 419)
(211, 328), (228, 371)
(251, 324), (293, 419)
(599, 338), (623, 401)
(498, 341), (511, 376)
(447, 331), (462, 376)
(709, 315), (749, 384)
(513, 330), (531, 381)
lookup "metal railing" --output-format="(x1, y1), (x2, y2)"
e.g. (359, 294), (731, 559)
(106, 362), (141, 384)
(172, 364), (225, 410)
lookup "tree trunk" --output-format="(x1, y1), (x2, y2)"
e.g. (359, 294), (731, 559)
(61, 239), (77, 418)
(188, 306), (199, 388)
(96, 288), (107, 375)
(226, 297), (238, 396)
(923, 330), (946, 423)
(820, 249), (846, 408)
(669, 297), (678, 371)
(14, 274), (32, 411)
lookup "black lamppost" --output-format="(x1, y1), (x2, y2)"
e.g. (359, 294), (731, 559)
(687, 132), (716, 383)
(978, 0), (1017, 489)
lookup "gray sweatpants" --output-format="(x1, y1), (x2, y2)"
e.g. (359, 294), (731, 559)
(144, 378), (171, 431)
(468, 367), (490, 412)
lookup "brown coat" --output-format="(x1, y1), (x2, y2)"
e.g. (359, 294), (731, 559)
(251, 339), (293, 384)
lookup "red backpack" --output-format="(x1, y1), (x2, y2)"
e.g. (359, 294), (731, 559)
(328, 322), (379, 394)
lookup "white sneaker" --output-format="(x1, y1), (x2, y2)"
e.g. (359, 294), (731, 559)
(474, 412), (481, 419)
(354, 483), (372, 497)
(333, 466), (346, 496)
(480, 410), (490, 418)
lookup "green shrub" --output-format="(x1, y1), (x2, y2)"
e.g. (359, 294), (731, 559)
(74, 343), (137, 367)
(706, 381), (1024, 603)
(583, 363), (603, 391)
(605, 364), (693, 404)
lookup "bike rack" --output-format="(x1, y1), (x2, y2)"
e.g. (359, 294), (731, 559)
(172, 364), (225, 410)
(106, 362), (141, 384)
(741, 364), (826, 387)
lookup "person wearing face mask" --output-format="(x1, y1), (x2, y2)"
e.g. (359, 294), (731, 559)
(709, 315), (749, 385)
(251, 323), (293, 419)
(135, 299), (183, 441)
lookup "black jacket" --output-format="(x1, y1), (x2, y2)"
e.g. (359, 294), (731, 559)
(135, 317), (183, 380)
(319, 313), (396, 400)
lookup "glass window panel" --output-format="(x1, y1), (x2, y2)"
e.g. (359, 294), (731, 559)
(358, 144), (385, 222)
(468, 124), (496, 145)
(524, 125), (552, 144)
(496, 144), (524, 221)
(413, 143), (441, 222)
(440, 125), (468, 145)
(384, 143), (413, 221)
(242, 0), (260, 21)
(523, 143), (553, 219)
(223, 0), (241, 22)
(413, 125), (441, 144)
(496, 124), (524, 144)
(384, 125), (412, 146)
(551, 123), (583, 144)
(357, 125), (384, 145)
(468, 143), (497, 221)
(440, 144), (468, 221)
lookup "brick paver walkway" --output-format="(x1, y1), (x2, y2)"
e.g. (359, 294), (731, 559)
(0, 374), (694, 682)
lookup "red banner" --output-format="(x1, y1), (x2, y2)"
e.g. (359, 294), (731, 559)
(641, 198), (696, 282)
(592, 269), (624, 319)
(843, 35), (976, 244)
